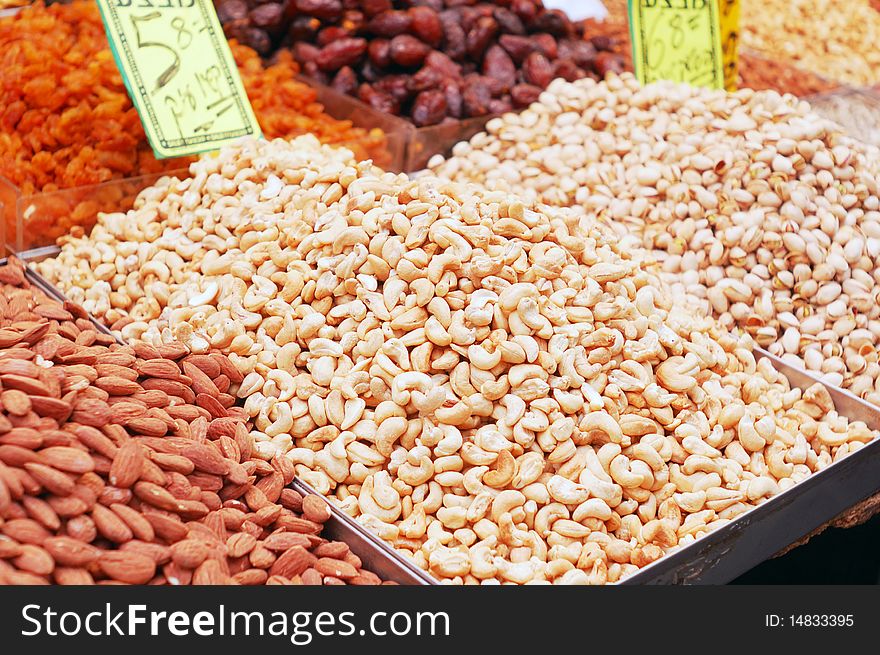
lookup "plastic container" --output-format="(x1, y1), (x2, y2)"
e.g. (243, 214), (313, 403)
(805, 87), (880, 148)
(9, 170), (188, 254)
(299, 76), (508, 173)
(299, 74), (409, 172)
(5, 75), (411, 253)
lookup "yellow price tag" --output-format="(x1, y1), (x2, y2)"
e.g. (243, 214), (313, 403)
(96, 0), (261, 159)
(628, 0), (726, 90)
(719, 0), (740, 92)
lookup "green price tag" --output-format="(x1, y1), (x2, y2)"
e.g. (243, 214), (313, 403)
(96, 0), (261, 159)
(627, 0), (727, 90)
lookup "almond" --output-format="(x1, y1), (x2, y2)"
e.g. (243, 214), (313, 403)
(302, 494), (333, 523)
(313, 541), (350, 560)
(181, 443), (230, 476)
(155, 343), (189, 360)
(0, 390), (31, 416)
(29, 396), (73, 421)
(65, 515), (98, 543)
(120, 541), (172, 565)
(249, 545), (277, 570)
(233, 568), (268, 585)
(1, 374), (50, 396)
(0, 476), (10, 512)
(349, 571), (382, 586)
(195, 393), (228, 419)
(0, 462), (24, 500)
(269, 546), (315, 579)
(301, 568), (324, 585)
(212, 354), (243, 385)
(254, 471), (283, 502)
(95, 376), (143, 395)
(262, 532), (311, 552)
(184, 356), (222, 380)
(226, 533), (258, 559)
(109, 441), (143, 488)
(133, 481), (179, 511)
(207, 417), (239, 440)
(24, 462), (76, 496)
(149, 452), (194, 475)
(279, 489), (304, 513)
(192, 559), (229, 585)
(13, 544), (55, 576)
(135, 359), (180, 379)
(163, 561), (193, 585)
(124, 417), (169, 437)
(143, 512), (188, 543)
(99, 551), (156, 584)
(39, 446), (95, 474)
(75, 426), (119, 459)
(92, 504), (133, 543)
(94, 364), (139, 382)
(314, 557), (358, 580)
(43, 536), (101, 567)
(95, 352), (136, 367)
(71, 398), (111, 427)
(109, 402), (147, 422)
(141, 378), (195, 404)
(110, 503), (155, 541)
(166, 405), (207, 422)
(0, 358), (39, 377)
(54, 567), (95, 585)
(34, 304), (73, 321)
(170, 540), (210, 569)
(0, 444), (41, 467)
(22, 496), (62, 530)
(0, 427), (42, 449)
(47, 494), (89, 518)
(181, 361), (221, 395)
(0, 538), (23, 558)
(275, 516), (323, 535)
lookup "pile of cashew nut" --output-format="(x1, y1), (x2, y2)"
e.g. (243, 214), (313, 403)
(430, 73), (880, 408)
(38, 136), (879, 584)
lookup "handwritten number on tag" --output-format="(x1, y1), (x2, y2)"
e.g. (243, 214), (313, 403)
(129, 12), (181, 92)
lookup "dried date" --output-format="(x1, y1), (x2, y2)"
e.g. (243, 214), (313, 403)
(315, 38), (367, 72)
(411, 89), (448, 127)
(522, 51), (554, 88)
(409, 6), (444, 48)
(368, 10), (412, 38)
(296, 0), (343, 22)
(331, 67), (359, 96)
(388, 35), (430, 67)
(483, 45), (516, 93)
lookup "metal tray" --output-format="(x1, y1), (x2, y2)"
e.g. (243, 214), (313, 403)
(293, 479), (437, 586)
(621, 349), (880, 584)
(0, 254), (433, 585)
(14, 246), (880, 584)
(15, 245), (118, 341)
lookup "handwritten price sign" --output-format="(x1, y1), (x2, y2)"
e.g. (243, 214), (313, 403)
(96, 0), (261, 159)
(628, 0), (739, 91)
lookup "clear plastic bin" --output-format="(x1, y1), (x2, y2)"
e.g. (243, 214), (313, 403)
(805, 88), (880, 149)
(299, 74), (409, 172)
(11, 170), (187, 253)
(299, 75), (511, 173)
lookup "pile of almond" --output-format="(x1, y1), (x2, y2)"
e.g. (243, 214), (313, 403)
(0, 258), (390, 585)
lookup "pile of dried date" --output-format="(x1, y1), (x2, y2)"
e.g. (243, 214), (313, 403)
(0, 259), (390, 585)
(216, 0), (625, 125)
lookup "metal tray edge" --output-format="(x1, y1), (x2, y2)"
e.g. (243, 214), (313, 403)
(620, 349), (880, 584)
(293, 479), (437, 586)
(15, 246), (121, 343)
